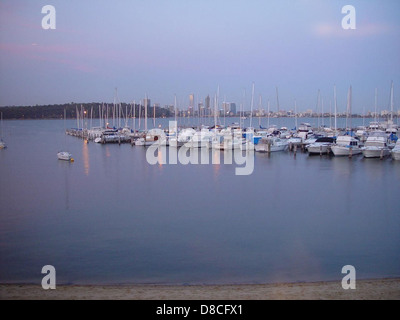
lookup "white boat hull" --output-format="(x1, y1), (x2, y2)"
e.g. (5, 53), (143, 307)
(307, 144), (332, 154)
(255, 143), (288, 152)
(184, 140), (210, 148)
(391, 149), (400, 160)
(211, 141), (241, 150)
(331, 145), (362, 156)
(362, 147), (390, 158)
(134, 137), (167, 146)
(287, 138), (302, 146)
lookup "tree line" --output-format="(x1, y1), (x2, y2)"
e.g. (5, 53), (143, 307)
(0, 103), (172, 120)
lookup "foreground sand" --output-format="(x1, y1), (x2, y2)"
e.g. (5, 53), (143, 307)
(1, 278), (399, 300)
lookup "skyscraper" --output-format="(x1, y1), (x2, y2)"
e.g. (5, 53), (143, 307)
(230, 103), (237, 115)
(189, 94), (194, 108)
(188, 94), (194, 116)
(205, 95), (210, 116)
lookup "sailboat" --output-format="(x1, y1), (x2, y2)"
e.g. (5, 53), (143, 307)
(0, 112), (6, 149)
(57, 108), (74, 161)
(331, 85), (363, 156)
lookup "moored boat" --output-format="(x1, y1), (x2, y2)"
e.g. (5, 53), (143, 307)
(391, 140), (400, 160)
(254, 136), (288, 152)
(306, 137), (336, 155)
(331, 136), (362, 156)
(361, 133), (391, 158)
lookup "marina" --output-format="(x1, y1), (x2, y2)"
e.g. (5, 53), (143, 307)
(62, 114), (399, 161)
(57, 85), (399, 161)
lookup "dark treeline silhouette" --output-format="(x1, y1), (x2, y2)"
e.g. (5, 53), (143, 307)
(0, 103), (172, 120)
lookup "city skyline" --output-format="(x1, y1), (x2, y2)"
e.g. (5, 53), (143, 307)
(0, 0), (399, 113)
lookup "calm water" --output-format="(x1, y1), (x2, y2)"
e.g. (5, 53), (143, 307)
(0, 118), (399, 285)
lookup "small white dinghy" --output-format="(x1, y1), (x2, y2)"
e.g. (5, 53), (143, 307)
(57, 151), (74, 162)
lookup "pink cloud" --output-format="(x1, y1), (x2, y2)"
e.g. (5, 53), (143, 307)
(313, 22), (394, 38)
(0, 42), (97, 73)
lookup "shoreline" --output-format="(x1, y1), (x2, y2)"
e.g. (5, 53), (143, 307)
(1, 278), (399, 300)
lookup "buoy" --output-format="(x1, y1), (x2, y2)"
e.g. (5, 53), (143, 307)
(70, 158), (75, 162)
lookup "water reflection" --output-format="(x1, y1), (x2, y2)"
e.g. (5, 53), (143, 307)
(105, 145), (111, 158)
(57, 160), (71, 210)
(82, 141), (90, 176)
(212, 149), (220, 179)
(361, 157), (385, 181)
(157, 147), (164, 169)
(64, 164), (70, 210)
(331, 155), (357, 177)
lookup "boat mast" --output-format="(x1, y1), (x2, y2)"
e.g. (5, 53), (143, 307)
(106, 104), (109, 129)
(316, 89), (320, 129)
(138, 100), (141, 130)
(153, 101), (156, 128)
(133, 100), (136, 132)
(214, 94), (217, 128)
(276, 86), (280, 115)
(375, 88), (378, 125)
(174, 95), (178, 135)
(250, 82), (254, 129)
(144, 94), (148, 132)
(223, 95), (226, 127)
(114, 88), (121, 129)
(90, 106), (93, 130)
(258, 94), (262, 127)
(390, 80), (394, 124)
(76, 105), (79, 129)
(240, 88), (246, 130)
(334, 85), (337, 135)
(321, 97), (324, 128)
(276, 86), (280, 128)
(217, 85), (220, 126)
(214, 86), (219, 128)
(125, 103), (128, 128)
(99, 104), (102, 128)
(348, 85), (352, 133)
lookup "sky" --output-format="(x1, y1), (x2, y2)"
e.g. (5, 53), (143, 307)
(0, 0), (399, 113)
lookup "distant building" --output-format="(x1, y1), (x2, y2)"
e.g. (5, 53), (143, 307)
(165, 105), (175, 114)
(205, 95), (210, 116)
(143, 98), (151, 108)
(230, 103), (237, 115)
(222, 102), (230, 115)
(189, 94), (194, 108)
(198, 102), (204, 116)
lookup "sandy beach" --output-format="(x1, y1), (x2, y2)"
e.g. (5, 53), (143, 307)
(1, 278), (399, 300)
